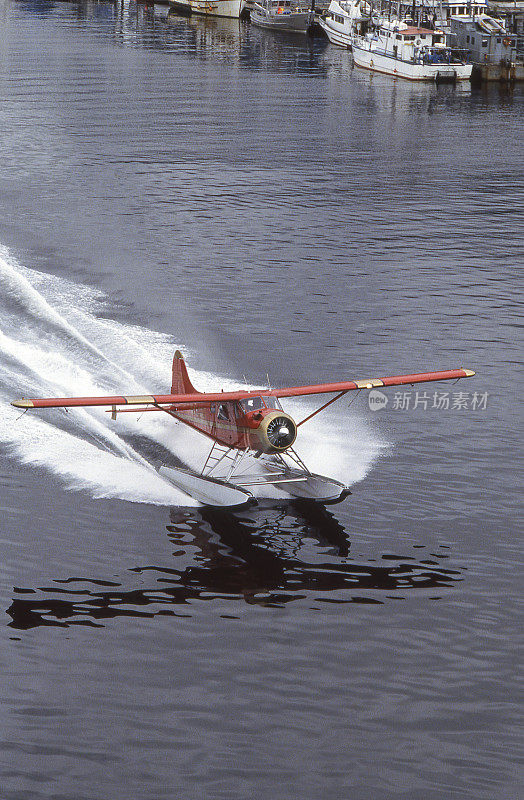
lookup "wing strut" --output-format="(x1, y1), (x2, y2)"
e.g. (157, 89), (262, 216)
(296, 390), (350, 427)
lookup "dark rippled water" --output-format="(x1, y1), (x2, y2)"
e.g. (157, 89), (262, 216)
(0, 2), (522, 798)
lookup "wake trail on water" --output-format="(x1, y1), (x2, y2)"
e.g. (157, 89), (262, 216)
(0, 246), (387, 506)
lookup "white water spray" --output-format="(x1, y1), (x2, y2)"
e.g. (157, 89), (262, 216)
(0, 246), (386, 506)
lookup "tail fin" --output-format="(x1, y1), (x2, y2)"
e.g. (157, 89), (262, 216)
(171, 350), (199, 395)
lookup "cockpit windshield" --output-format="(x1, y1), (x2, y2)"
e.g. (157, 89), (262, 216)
(262, 396), (282, 410)
(239, 396), (283, 413)
(240, 396), (264, 413)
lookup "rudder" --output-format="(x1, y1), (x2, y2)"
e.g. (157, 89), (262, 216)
(171, 350), (198, 395)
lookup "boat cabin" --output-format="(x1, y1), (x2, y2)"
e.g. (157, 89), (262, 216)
(394, 26), (445, 44)
(450, 14), (517, 62)
(257, 0), (294, 14)
(373, 24), (465, 64)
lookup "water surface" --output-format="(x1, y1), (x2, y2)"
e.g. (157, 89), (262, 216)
(0, 3), (522, 798)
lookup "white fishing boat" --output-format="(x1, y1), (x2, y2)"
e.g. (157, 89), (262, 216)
(250, 0), (315, 33)
(168, 0), (251, 20)
(318, 0), (369, 47)
(352, 22), (473, 80)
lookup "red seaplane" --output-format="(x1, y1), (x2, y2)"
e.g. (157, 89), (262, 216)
(12, 351), (475, 509)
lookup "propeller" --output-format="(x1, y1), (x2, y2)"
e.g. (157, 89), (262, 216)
(266, 415), (296, 450)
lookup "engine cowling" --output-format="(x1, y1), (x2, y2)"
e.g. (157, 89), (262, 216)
(255, 411), (297, 453)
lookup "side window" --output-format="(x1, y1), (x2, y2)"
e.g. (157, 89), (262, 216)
(217, 404), (229, 421)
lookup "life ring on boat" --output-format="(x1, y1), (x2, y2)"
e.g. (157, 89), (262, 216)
(503, 37), (511, 46)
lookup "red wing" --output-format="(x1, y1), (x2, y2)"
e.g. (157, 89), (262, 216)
(12, 391), (253, 410)
(12, 368), (474, 410)
(268, 368), (476, 398)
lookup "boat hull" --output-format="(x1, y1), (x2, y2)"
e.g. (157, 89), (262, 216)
(317, 17), (352, 47)
(250, 9), (314, 32)
(352, 45), (472, 81)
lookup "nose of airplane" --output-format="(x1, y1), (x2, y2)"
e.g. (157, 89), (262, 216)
(262, 413), (297, 451)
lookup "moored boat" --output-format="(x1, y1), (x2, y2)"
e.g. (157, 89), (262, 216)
(318, 0), (369, 47)
(352, 22), (472, 81)
(250, 0), (315, 33)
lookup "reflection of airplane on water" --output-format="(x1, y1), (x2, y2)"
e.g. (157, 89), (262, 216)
(7, 504), (463, 629)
